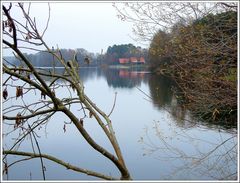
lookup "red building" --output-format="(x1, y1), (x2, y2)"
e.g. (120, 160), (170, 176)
(119, 57), (145, 64)
(139, 57), (145, 64)
(130, 57), (138, 63)
(119, 58), (130, 64)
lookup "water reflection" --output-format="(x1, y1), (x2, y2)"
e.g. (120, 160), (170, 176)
(101, 68), (149, 89)
(148, 74), (175, 108)
(36, 67), (236, 131)
(147, 74), (198, 129)
(3, 67), (237, 180)
(37, 67), (149, 89)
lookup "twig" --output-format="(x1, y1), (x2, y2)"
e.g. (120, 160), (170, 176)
(108, 92), (117, 117)
(41, 3), (51, 38)
(28, 125), (46, 180)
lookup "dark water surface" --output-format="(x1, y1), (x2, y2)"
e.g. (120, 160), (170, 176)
(2, 67), (237, 180)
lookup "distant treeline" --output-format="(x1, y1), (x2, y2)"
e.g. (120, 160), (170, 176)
(4, 44), (148, 67)
(4, 48), (100, 67)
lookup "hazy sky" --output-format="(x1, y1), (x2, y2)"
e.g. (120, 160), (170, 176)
(3, 2), (144, 55)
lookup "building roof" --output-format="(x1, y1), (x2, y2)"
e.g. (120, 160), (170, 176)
(119, 58), (129, 64)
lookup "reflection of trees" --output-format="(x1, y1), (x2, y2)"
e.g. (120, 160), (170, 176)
(148, 74), (189, 125)
(40, 67), (149, 89)
(102, 68), (149, 89)
(147, 74), (237, 130)
(141, 73), (237, 180)
(80, 67), (149, 89)
(148, 74), (175, 108)
(138, 120), (237, 180)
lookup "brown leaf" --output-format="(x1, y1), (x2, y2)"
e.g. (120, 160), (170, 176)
(7, 19), (12, 27)
(16, 86), (22, 99)
(15, 113), (22, 128)
(3, 88), (8, 100)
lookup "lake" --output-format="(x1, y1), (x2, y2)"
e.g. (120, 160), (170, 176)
(2, 67), (238, 180)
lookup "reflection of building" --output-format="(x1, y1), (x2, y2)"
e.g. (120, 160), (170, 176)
(119, 57), (145, 64)
(118, 69), (146, 78)
(119, 70), (130, 77)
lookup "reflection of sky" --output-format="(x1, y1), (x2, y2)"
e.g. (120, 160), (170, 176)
(2, 69), (237, 180)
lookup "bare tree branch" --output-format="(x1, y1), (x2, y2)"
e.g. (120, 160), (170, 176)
(3, 150), (118, 180)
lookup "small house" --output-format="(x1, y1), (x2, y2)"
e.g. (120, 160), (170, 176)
(139, 57), (145, 64)
(130, 57), (138, 63)
(119, 58), (130, 64)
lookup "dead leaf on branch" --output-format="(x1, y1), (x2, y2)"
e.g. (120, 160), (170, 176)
(16, 86), (23, 99)
(14, 113), (23, 128)
(3, 88), (8, 100)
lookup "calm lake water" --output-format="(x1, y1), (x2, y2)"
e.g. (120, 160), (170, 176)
(2, 67), (238, 180)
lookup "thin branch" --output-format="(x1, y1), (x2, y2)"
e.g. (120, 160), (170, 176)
(3, 39), (59, 107)
(3, 150), (118, 180)
(29, 125), (46, 180)
(3, 112), (56, 161)
(3, 5), (17, 47)
(3, 108), (56, 121)
(108, 92), (117, 117)
(41, 3), (51, 38)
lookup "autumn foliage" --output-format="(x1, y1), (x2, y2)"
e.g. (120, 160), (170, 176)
(149, 11), (237, 126)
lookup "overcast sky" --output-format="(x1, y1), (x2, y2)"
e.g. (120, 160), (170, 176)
(3, 2), (145, 55)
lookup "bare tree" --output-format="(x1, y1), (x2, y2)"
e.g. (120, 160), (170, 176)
(113, 2), (237, 42)
(2, 3), (131, 180)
